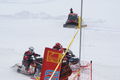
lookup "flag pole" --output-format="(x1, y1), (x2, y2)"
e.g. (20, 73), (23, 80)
(79, 0), (83, 66)
(78, 0), (83, 79)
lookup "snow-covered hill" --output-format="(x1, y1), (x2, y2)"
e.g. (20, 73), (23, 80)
(0, 0), (120, 80)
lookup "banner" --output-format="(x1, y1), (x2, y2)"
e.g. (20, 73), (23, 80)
(40, 48), (63, 80)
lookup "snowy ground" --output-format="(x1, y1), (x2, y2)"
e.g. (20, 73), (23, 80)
(0, 0), (120, 80)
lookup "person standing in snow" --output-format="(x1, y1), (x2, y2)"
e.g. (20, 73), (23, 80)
(22, 47), (40, 71)
(52, 43), (74, 80)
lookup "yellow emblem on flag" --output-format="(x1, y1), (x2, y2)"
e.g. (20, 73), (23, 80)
(47, 51), (62, 63)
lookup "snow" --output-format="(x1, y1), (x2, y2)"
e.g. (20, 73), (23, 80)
(0, 0), (120, 80)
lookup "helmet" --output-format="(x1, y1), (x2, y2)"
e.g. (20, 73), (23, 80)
(53, 43), (62, 50)
(70, 8), (73, 13)
(29, 47), (34, 52)
(55, 43), (62, 48)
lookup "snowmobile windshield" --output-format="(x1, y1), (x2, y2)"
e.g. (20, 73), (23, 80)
(68, 14), (78, 21)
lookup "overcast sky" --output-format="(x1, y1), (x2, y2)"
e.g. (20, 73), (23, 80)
(0, 0), (120, 64)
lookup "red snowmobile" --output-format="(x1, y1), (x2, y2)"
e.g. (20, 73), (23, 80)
(12, 56), (42, 77)
(63, 8), (79, 28)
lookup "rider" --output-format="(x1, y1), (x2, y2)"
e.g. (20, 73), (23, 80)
(64, 48), (75, 63)
(22, 47), (40, 71)
(70, 8), (73, 13)
(52, 42), (75, 61)
(52, 43), (74, 80)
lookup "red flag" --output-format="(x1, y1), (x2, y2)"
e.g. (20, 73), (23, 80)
(40, 48), (63, 80)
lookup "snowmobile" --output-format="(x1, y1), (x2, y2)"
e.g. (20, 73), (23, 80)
(12, 49), (80, 79)
(12, 56), (42, 77)
(69, 57), (79, 65)
(63, 13), (79, 28)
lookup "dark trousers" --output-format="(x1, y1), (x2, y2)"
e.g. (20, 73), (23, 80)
(22, 59), (33, 70)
